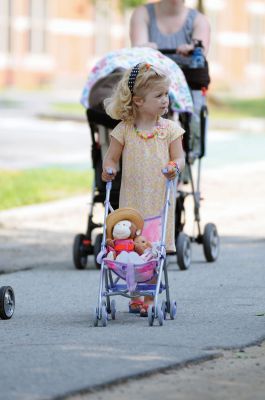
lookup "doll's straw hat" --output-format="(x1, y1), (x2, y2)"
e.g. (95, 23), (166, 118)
(106, 207), (144, 239)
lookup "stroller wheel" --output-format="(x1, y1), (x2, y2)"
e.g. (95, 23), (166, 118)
(110, 299), (116, 320)
(73, 234), (88, 270)
(157, 304), (164, 326)
(94, 234), (103, 269)
(101, 306), (108, 327)
(203, 223), (220, 262)
(170, 300), (177, 320)
(161, 300), (167, 320)
(176, 233), (191, 270)
(148, 305), (155, 326)
(0, 286), (15, 320)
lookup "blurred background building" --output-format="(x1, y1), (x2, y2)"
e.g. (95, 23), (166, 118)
(0, 0), (264, 96)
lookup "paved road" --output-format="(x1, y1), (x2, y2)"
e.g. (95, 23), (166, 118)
(1, 171), (265, 399)
(0, 115), (90, 169)
(0, 115), (265, 400)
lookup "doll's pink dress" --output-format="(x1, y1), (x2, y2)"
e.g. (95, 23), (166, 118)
(110, 117), (184, 252)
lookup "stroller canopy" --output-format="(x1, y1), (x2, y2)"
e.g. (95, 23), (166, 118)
(81, 47), (193, 114)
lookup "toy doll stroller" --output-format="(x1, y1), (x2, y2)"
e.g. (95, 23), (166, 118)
(94, 171), (177, 327)
(0, 285), (15, 320)
(73, 47), (219, 271)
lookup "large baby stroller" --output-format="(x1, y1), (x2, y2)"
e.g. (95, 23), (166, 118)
(94, 174), (177, 327)
(0, 285), (15, 320)
(73, 47), (219, 271)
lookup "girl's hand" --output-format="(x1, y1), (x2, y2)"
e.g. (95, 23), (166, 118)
(102, 167), (117, 182)
(162, 165), (176, 181)
(162, 162), (180, 181)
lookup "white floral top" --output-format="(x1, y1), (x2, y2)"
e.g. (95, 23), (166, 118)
(111, 117), (184, 252)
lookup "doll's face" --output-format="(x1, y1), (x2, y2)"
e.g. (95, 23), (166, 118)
(112, 220), (132, 239)
(134, 236), (151, 252)
(112, 220), (138, 239)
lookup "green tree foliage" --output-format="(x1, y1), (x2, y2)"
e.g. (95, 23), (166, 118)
(121, 0), (145, 8)
(197, 0), (205, 13)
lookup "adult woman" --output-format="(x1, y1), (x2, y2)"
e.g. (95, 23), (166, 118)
(129, 0), (210, 66)
(130, 1), (211, 184)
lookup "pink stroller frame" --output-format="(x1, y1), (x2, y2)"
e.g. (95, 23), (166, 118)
(93, 171), (178, 327)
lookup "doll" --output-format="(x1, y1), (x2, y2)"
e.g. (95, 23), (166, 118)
(106, 207), (145, 264)
(134, 235), (158, 262)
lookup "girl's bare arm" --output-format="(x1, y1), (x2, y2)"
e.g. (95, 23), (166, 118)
(163, 137), (185, 180)
(102, 137), (123, 181)
(170, 137), (185, 170)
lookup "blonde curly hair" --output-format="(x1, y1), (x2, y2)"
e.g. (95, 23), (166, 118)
(104, 63), (170, 121)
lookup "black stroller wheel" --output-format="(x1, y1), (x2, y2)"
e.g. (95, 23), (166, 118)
(94, 234), (103, 269)
(0, 286), (15, 320)
(73, 234), (88, 270)
(148, 305), (155, 326)
(203, 223), (220, 262)
(176, 232), (191, 270)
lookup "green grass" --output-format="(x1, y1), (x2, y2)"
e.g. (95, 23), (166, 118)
(52, 102), (84, 115)
(0, 168), (93, 210)
(209, 97), (265, 119)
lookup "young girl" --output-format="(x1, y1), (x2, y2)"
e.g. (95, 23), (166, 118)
(102, 62), (185, 316)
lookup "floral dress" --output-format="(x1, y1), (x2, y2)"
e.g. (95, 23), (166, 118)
(110, 117), (184, 252)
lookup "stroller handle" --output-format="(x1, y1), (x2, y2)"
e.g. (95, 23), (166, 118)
(105, 168), (113, 191)
(158, 49), (177, 55)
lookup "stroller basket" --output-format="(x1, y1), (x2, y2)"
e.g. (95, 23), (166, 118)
(105, 259), (157, 292)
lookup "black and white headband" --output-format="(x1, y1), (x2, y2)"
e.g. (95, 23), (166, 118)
(128, 63), (141, 94)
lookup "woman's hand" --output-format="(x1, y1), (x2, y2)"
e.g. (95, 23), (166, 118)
(102, 167), (117, 182)
(176, 43), (194, 56)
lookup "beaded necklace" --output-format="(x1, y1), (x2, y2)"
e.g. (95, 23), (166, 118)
(134, 122), (160, 140)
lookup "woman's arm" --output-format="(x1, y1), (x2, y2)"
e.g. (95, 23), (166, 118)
(192, 13), (211, 55)
(102, 137), (123, 182)
(176, 13), (211, 56)
(129, 6), (158, 49)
